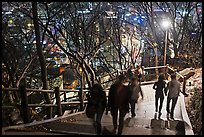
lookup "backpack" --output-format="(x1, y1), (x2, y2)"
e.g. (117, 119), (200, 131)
(86, 84), (106, 118)
(86, 89), (98, 118)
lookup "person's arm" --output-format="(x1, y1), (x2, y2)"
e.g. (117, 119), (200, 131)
(153, 82), (157, 90)
(164, 82), (169, 96)
(107, 84), (114, 112)
(107, 86), (111, 108)
(162, 81), (166, 93)
(127, 85), (131, 103)
(139, 86), (144, 100)
(178, 81), (182, 96)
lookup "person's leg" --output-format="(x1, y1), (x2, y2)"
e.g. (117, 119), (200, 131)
(166, 97), (171, 113)
(159, 96), (164, 112)
(170, 97), (178, 119)
(155, 96), (159, 112)
(130, 99), (136, 117)
(112, 108), (118, 134)
(166, 97), (171, 119)
(95, 108), (105, 135)
(158, 96), (164, 119)
(117, 108), (126, 135)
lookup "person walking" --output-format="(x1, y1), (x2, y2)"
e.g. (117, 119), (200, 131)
(153, 74), (166, 119)
(165, 73), (181, 120)
(128, 77), (144, 118)
(135, 65), (143, 84)
(86, 83), (107, 135)
(127, 65), (134, 82)
(107, 74), (130, 135)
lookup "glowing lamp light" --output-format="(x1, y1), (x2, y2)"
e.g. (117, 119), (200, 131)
(59, 67), (65, 73)
(161, 20), (170, 29)
(27, 23), (32, 27)
(79, 67), (82, 73)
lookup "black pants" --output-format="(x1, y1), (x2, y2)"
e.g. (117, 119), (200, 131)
(111, 107), (127, 135)
(94, 105), (105, 135)
(166, 96), (178, 118)
(155, 95), (164, 113)
(129, 99), (137, 117)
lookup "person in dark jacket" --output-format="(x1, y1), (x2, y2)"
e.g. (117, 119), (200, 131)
(135, 65), (143, 84)
(88, 83), (107, 135)
(107, 74), (129, 135)
(128, 77), (144, 118)
(153, 74), (166, 119)
(127, 65), (134, 82)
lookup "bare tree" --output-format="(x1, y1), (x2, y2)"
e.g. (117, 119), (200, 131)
(131, 2), (202, 69)
(31, 2), (52, 119)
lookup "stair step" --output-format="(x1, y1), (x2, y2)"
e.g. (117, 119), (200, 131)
(126, 117), (185, 132)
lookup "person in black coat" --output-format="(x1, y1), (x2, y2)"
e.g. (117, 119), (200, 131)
(107, 74), (130, 135)
(87, 83), (107, 135)
(153, 74), (166, 119)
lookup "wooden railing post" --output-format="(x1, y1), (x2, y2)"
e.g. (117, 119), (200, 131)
(98, 76), (101, 84)
(79, 73), (84, 111)
(141, 66), (145, 82)
(182, 76), (187, 95)
(54, 87), (62, 116)
(64, 91), (67, 102)
(79, 88), (84, 111)
(155, 66), (159, 80)
(19, 79), (30, 124)
(166, 64), (169, 80)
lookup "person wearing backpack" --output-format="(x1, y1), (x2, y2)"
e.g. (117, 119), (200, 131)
(86, 83), (107, 135)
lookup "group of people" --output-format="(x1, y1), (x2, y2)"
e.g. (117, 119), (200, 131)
(87, 70), (181, 135)
(87, 75), (143, 135)
(153, 73), (181, 120)
(127, 65), (143, 83)
(107, 74), (145, 135)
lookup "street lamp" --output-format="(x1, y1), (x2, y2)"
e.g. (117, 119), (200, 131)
(161, 19), (170, 66)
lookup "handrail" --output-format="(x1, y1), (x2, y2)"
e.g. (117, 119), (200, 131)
(166, 65), (187, 95)
(98, 64), (187, 94)
(175, 71), (184, 79)
(2, 64), (188, 126)
(2, 88), (89, 93)
(2, 86), (90, 124)
(143, 65), (166, 70)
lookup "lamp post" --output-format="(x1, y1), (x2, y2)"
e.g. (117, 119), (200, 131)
(162, 20), (170, 66)
(164, 29), (168, 66)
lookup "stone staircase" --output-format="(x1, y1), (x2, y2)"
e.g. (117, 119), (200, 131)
(2, 83), (194, 135)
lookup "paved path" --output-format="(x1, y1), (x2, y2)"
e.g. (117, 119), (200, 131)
(2, 84), (193, 135)
(122, 84), (182, 135)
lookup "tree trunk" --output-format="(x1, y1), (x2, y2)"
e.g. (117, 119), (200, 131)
(32, 2), (52, 119)
(153, 47), (159, 79)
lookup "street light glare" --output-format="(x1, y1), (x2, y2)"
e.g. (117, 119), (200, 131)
(162, 20), (170, 29)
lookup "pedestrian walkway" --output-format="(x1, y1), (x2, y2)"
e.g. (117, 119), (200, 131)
(2, 84), (194, 135)
(122, 84), (183, 135)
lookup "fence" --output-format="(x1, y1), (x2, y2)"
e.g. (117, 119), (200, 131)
(138, 64), (187, 94)
(2, 86), (89, 124)
(2, 64), (187, 125)
(98, 64), (187, 94)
